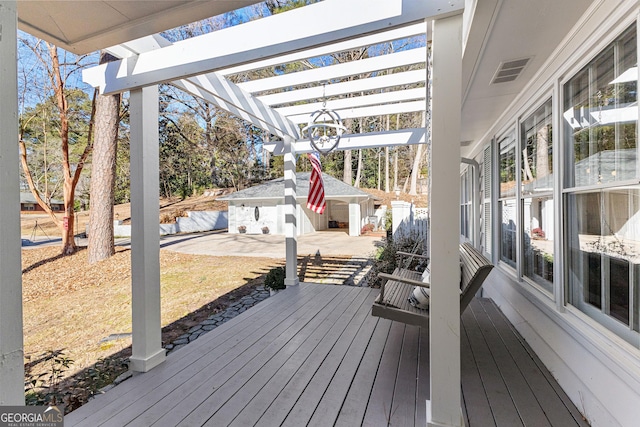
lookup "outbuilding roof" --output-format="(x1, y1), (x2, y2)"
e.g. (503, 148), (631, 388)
(20, 192), (63, 205)
(219, 173), (373, 201)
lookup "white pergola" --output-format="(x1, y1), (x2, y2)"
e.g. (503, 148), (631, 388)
(2, 1), (465, 425)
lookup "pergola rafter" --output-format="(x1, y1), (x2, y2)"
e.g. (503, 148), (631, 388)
(265, 128), (428, 155)
(274, 87), (426, 118)
(217, 21), (427, 76)
(256, 68), (426, 107)
(105, 37), (300, 139)
(236, 47), (427, 93)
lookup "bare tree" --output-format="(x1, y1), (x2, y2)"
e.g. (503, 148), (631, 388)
(19, 40), (95, 255)
(409, 112), (427, 195)
(385, 116), (390, 192)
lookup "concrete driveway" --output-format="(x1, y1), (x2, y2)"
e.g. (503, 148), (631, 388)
(23, 230), (383, 259)
(157, 230), (383, 258)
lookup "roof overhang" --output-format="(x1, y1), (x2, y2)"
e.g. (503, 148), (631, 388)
(17, 1), (261, 55)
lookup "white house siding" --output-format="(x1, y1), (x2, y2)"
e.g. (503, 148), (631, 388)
(300, 203), (328, 234)
(229, 201), (278, 234)
(474, 1), (640, 425)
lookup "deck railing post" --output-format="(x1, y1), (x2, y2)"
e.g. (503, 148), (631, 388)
(0, 1), (25, 405)
(427, 13), (464, 427)
(129, 85), (166, 372)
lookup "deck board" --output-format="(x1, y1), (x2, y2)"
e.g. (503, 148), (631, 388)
(467, 300), (551, 427)
(461, 304), (524, 427)
(222, 287), (369, 427)
(66, 284), (587, 427)
(461, 316), (495, 426)
(282, 290), (375, 427)
(333, 317), (392, 427)
(475, 299), (589, 427)
(306, 298), (382, 426)
(360, 320), (406, 426)
(209, 286), (366, 426)
(73, 284), (325, 426)
(389, 323), (420, 427)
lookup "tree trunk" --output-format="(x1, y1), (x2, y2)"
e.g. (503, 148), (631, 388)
(409, 143), (424, 195)
(409, 111), (427, 195)
(343, 149), (352, 184)
(393, 149), (398, 191)
(377, 150), (381, 190)
(536, 125), (549, 179)
(50, 43), (94, 255)
(385, 116), (390, 192)
(88, 67), (120, 263)
(354, 149), (363, 188)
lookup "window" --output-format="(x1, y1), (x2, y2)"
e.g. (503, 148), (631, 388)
(521, 99), (554, 292)
(564, 25), (639, 342)
(499, 131), (517, 267)
(564, 25), (637, 188)
(482, 145), (492, 256)
(460, 168), (472, 240)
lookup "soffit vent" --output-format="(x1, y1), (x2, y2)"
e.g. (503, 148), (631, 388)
(491, 57), (531, 84)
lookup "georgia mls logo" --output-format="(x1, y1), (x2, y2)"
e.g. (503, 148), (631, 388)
(0, 405), (64, 427)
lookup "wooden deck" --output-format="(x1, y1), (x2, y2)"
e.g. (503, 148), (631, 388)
(66, 283), (588, 427)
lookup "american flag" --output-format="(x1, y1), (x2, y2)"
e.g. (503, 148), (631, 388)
(307, 152), (326, 214)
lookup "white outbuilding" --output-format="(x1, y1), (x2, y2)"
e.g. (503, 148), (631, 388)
(220, 172), (376, 237)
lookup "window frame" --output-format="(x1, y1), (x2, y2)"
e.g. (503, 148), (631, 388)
(561, 22), (639, 345)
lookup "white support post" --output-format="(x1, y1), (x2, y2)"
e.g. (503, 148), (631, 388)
(283, 136), (299, 286)
(391, 200), (412, 238)
(0, 1), (24, 405)
(348, 200), (361, 236)
(129, 86), (166, 372)
(427, 14), (464, 427)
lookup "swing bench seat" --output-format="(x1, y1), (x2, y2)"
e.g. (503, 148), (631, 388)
(372, 242), (493, 328)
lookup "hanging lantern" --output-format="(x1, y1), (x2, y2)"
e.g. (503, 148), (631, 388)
(301, 82), (347, 155)
(302, 109), (347, 154)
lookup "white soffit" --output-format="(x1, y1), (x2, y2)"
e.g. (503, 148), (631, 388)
(17, 1), (261, 55)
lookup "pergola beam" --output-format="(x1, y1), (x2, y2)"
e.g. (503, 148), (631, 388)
(218, 21), (427, 76)
(258, 69), (426, 107)
(287, 100), (426, 124)
(105, 36), (300, 139)
(265, 128), (428, 155)
(238, 47), (426, 94)
(172, 74), (300, 139)
(275, 87), (425, 117)
(83, 0), (462, 95)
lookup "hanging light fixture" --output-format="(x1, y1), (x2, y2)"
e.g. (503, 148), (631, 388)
(301, 81), (347, 155)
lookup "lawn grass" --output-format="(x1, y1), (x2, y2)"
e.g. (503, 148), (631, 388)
(22, 246), (279, 387)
